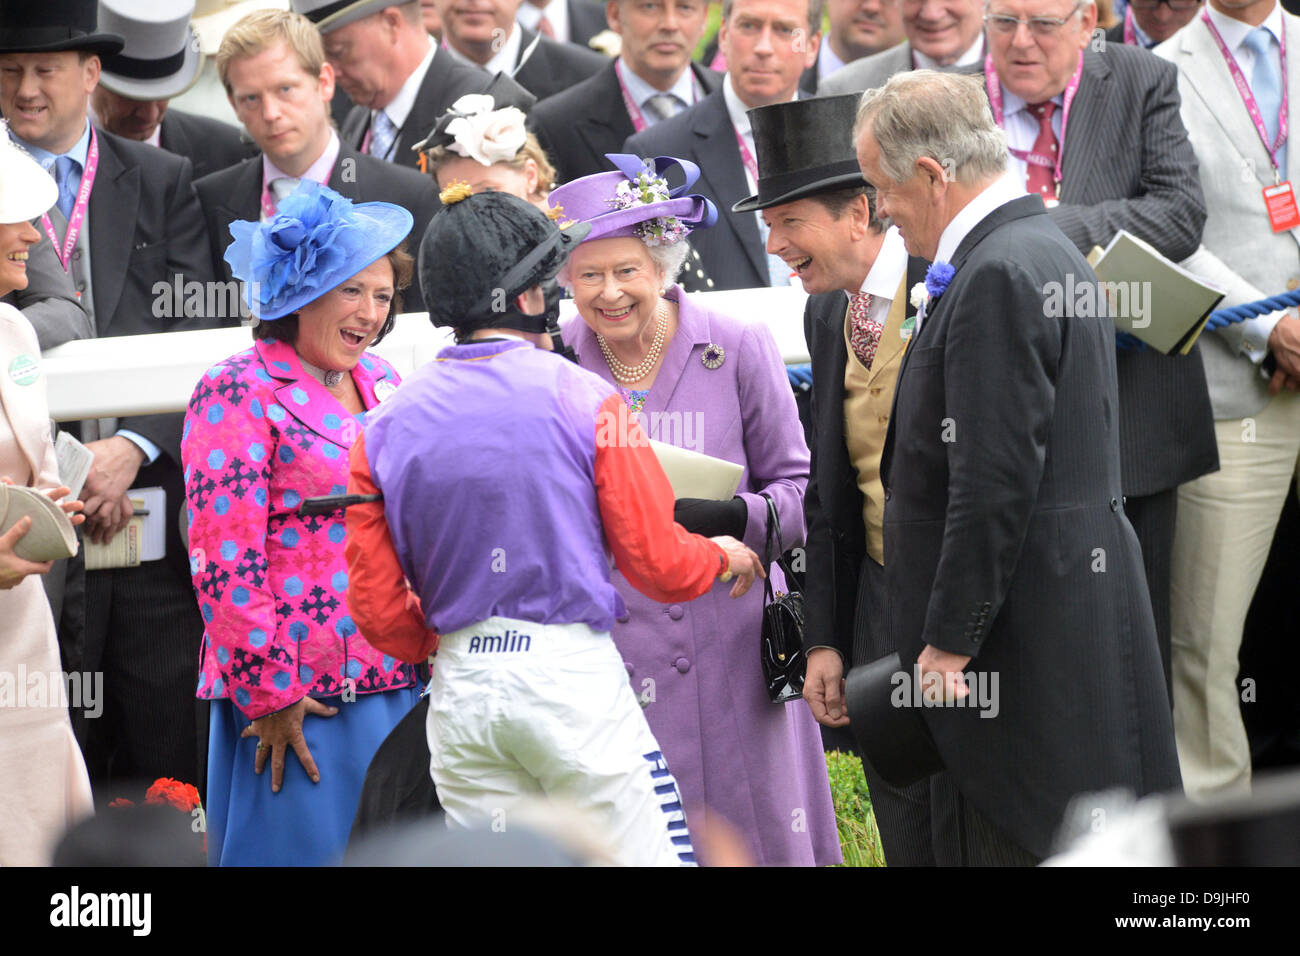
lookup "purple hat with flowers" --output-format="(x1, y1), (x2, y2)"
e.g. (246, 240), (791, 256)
(224, 180), (413, 320)
(547, 154), (717, 247)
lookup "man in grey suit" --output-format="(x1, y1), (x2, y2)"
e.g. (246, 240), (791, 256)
(858, 70), (1180, 864)
(0, 0), (216, 795)
(984, 0), (1216, 689)
(623, 0), (823, 290)
(1156, 0), (1300, 799)
(820, 0), (986, 94)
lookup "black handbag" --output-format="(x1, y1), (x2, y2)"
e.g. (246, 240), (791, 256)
(760, 494), (807, 703)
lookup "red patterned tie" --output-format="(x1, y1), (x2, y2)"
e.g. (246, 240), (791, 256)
(1026, 102), (1058, 202)
(848, 291), (882, 369)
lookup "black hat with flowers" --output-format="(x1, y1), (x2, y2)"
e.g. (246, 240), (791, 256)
(418, 185), (590, 336)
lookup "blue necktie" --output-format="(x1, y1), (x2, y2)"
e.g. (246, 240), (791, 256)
(54, 155), (79, 221)
(369, 110), (397, 161)
(1244, 26), (1287, 174)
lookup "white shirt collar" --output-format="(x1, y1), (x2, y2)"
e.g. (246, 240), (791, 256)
(912, 34), (984, 69)
(1000, 83), (1065, 117)
(517, 0), (569, 43)
(446, 22), (523, 76)
(146, 123), (162, 148)
(16, 116), (91, 170)
(818, 39), (848, 79)
(262, 128), (341, 189)
(1206, 1), (1284, 54)
(723, 73), (798, 137)
(933, 170), (1026, 265)
(618, 58), (698, 114)
(858, 225), (908, 299)
(379, 38), (435, 129)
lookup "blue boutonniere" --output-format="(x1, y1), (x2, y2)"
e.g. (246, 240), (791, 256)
(925, 261), (955, 299)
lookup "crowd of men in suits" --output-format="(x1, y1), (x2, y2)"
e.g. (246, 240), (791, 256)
(2, 0), (1298, 862)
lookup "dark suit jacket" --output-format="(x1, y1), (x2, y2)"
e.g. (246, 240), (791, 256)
(192, 141), (439, 314)
(340, 50), (493, 171)
(17, 129), (217, 580)
(512, 26), (608, 101)
(1105, 21), (1126, 45)
(159, 108), (253, 180)
(802, 255), (926, 666)
(623, 91), (768, 289)
(881, 195), (1181, 856)
(1045, 43), (1216, 496)
(567, 0), (608, 47)
(531, 59), (722, 184)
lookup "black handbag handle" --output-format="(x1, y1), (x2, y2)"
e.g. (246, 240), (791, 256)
(761, 493), (802, 598)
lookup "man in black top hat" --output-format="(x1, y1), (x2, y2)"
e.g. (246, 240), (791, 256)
(91, 0), (252, 180)
(0, 0), (216, 797)
(736, 92), (937, 866)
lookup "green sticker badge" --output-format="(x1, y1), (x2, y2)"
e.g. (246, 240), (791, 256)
(8, 354), (40, 387)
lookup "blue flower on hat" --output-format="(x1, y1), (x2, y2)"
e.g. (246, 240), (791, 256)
(223, 180), (413, 320)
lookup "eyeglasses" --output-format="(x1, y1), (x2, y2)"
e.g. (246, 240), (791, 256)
(984, 4), (1084, 37)
(1127, 0), (1200, 10)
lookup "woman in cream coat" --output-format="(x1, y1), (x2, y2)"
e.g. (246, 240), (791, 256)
(0, 123), (93, 865)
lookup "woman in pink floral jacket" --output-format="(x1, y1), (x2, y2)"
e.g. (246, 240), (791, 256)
(182, 183), (420, 866)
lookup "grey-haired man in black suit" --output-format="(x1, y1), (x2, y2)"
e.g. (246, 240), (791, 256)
(857, 70), (1180, 865)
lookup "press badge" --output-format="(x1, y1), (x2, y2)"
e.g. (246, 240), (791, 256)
(1264, 181), (1300, 232)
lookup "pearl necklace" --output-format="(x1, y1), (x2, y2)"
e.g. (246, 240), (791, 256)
(597, 302), (667, 385)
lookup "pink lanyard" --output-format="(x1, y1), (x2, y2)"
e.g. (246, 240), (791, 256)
(615, 59), (700, 133)
(1123, 6), (1138, 46)
(734, 125), (758, 182)
(41, 125), (99, 273)
(260, 183), (277, 221)
(1201, 8), (1288, 177)
(985, 50), (1082, 187)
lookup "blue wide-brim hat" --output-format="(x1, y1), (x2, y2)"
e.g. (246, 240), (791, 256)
(224, 180), (413, 320)
(547, 153), (717, 243)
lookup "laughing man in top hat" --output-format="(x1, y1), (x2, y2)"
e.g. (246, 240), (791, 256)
(739, 92), (936, 866)
(0, 0), (217, 797)
(91, 0), (252, 180)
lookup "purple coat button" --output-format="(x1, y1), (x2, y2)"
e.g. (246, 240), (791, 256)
(668, 605), (684, 620)
(675, 657), (690, 674)
(625, 662), (634, 675)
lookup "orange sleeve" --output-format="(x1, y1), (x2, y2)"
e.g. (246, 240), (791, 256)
(346, 432), (440, 664)
(594, 393), (727, 604)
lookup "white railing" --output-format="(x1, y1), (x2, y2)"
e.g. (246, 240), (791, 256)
(41, 286), (810, 421)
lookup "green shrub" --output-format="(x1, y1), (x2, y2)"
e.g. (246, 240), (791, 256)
(826, 750), (885, 867)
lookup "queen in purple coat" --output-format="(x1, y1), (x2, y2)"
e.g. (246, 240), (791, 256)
(550, 155), (840, 865)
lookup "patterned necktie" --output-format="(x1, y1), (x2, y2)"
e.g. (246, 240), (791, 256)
(643, 93), (679, 122)
(1244, 26), (1287, 174)
(1026, 101), (1058, 202)
(270, 177), (301, 210)
(369, 110), (398, 161)
(54, 155), (79, 221)
(848, 291), (882, 369)
(537, 14), (556, 37)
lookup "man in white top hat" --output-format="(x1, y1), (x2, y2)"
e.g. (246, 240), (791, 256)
(92, 0), (253, 180)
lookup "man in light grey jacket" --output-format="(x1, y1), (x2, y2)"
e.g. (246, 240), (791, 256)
(1156, 0), (1300, 800)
